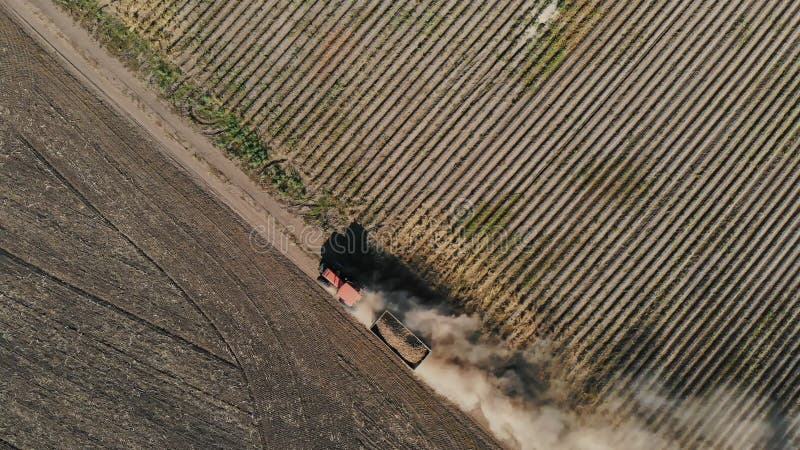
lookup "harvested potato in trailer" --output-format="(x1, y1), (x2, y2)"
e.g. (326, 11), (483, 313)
(371, 311), (431, 369)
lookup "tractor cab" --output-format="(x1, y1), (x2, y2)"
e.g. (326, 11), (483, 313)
(318, 262), (362, 307)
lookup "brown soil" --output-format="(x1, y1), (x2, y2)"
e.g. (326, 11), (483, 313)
(0, 5), (499, 448)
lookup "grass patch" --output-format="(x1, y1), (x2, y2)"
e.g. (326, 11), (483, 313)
(459, 193), (523, 239)
(514, 0), (603, 94)
(732, 13), (753, 49)
(55, 0), (306, 200)
(576, 153), (656, 207)
(304, 191), (350, 229)
(391, 6), (415, 29)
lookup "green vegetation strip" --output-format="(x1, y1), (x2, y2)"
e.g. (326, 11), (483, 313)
(54, 0), (306, 200)
(516, 0), (603, 93)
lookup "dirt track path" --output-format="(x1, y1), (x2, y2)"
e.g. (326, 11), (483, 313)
(1, 0), (324, 279)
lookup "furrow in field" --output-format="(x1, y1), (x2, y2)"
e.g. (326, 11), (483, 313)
(580, 37), (800, 400)
(299, 1), (474, 176)
(261, 1), (401, 155)
(188, 0), (266, 85)
(369, 1), (608, 230)
(344, 1), (540, 206)
(498, 0), (780, 334)
(223, 0), (341, 112)
(195, 0), (283, 92)
(415, 0), (691, 289)
(325, 0), (519, 198)
(214, 1), (312, 106)
(225, 1), (334, 117)
(167, 0), (227, 55)
(377, 1), (630, 264)
(525, 0), (795, 341)
(274, 1), (430, 165)
(236, 1), (361, 132)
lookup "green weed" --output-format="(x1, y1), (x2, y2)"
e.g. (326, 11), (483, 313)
(55, 0), (307, 200)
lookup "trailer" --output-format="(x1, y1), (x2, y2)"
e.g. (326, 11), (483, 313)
(318, 261), (430, 369)
(370, 311), (431, 369)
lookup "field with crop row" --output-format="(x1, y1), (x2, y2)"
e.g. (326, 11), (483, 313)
(88, 0), (799, 447)
(0, 6), (498, 447)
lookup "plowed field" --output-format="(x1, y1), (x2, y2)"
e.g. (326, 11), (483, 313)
(0, 6), (498, 448)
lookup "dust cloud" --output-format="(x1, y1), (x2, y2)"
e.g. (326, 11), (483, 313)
(351, 289), (778, 450)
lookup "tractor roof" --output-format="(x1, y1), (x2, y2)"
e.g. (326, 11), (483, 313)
(337, 282), (361, 307)
(321, 268), (342, 287)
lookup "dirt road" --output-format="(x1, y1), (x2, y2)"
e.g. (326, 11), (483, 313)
(2, 0), (324, 278)
(0, 3), (499, 448)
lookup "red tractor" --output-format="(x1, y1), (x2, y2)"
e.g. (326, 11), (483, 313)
(318, 261), (362, 307)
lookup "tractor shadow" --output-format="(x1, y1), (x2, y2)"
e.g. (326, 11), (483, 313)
(320, 222), (449, 314)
